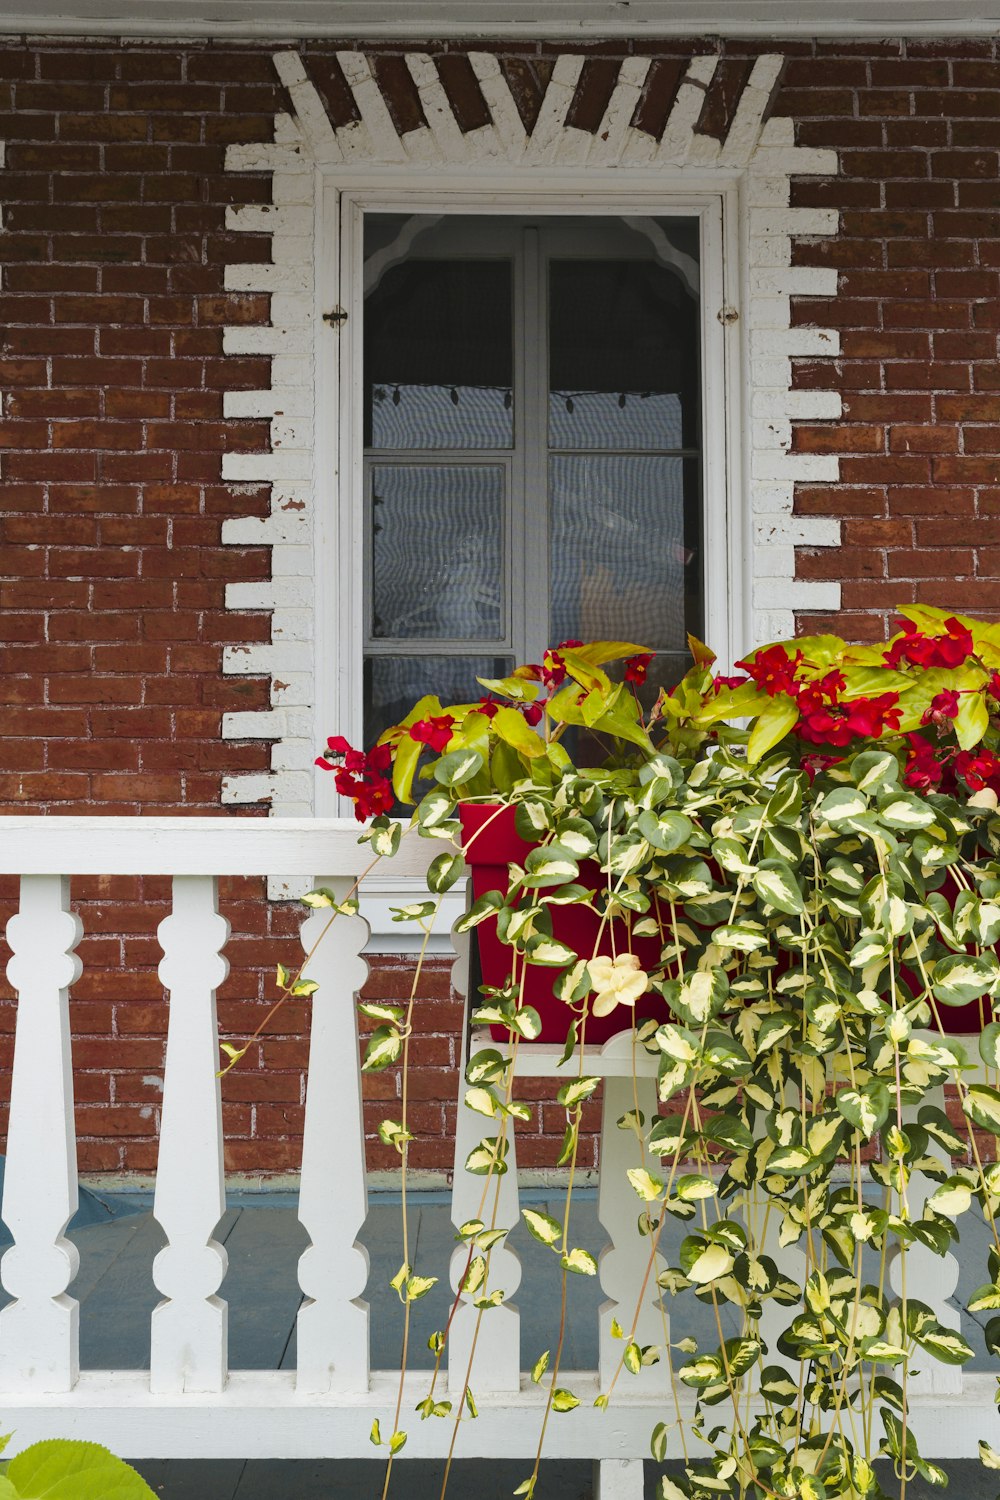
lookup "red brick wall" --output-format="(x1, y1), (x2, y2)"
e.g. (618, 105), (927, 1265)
(2, 35), (999, 1176)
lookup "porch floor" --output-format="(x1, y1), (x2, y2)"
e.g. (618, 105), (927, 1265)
(4, 1190), (995, 1498)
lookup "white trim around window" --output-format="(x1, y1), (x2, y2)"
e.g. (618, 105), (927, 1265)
(315, 174), (746, 820)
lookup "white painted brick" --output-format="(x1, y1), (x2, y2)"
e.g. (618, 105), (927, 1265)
(271, 235), (313, 266)
(224, 642), (313, 676)
(224, 388), (312, 419)
(225, 142), (307, 173)
(225, 262), (311, 294)
(752, 389), (843, 420)
(271, 170), (314, 208)
(222, 451), (313, 483)
(751, 357), (794, 390)
(223, 325), (311, 355)
(222, 710), (286, 740)
(226, 578), (315, 610)
(749, 207), (839, 239)
(754, 542), (796, 578)
(271, 354), (314, 389)
(746, 175), (792, 208)
(226, 204), (312, 235)
(221, 512), (310, 546)
(747, 295), (792, 332)
(750, 327), (841, 357)
(751, 146), (839, 176)
(274, 112), (303, 145)
(271, 416), (314, 450)
(270, 544), (314, 579)
(271, 609), (316, 641)
(754, 609), (795, 642)
(270, 673), (313, 707)
(751, 481), (795, 515)
(755, 578), (842, 611)
(751, 266), (839, 297)
(221, 771), (314, 806)
(754, 516), (842, 548)
(270, 738), (316, 771)
(753, 417), (793, 452)
(752, 452), (840, 483)
(270, 293), (313, 327)
(748, 235), (792, 269)
(758, 117), (796, 148)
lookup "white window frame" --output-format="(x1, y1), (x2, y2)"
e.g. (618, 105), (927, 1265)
(312, 173), (747, 947)
(316, 176), (746, 812)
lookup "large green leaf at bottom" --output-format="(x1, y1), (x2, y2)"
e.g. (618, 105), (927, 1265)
(2, 1441), (156, 1499)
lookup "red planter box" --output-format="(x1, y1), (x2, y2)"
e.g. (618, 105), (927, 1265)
(458, 804), (989, 1042)
(459, 803), (672, 1044)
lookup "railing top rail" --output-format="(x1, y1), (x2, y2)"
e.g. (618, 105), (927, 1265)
(0, 816), (437, 878)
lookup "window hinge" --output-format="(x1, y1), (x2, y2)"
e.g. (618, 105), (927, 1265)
(322, 306), (348, 327)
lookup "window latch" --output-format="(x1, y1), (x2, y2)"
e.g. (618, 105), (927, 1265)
(322, 306), (348, 327)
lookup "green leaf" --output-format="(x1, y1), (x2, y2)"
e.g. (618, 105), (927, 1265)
(426, 851), (466, 893)
(955, 687), (991, 749)
(492, 706), (546, 757)
(980, 1021), (1000, 1070)
(454, 891), (504, 932)
(433, 748), (485, 788)
(650, 1423), (669, 1463)
(746, 695), (800, 763)
(362, 1026), (402, 1072)
(388, 1430), (407, 1455)
(522, 843), (580, 888)
(551, 1388), (580, 1412)
(3, 1441), (158, 1499)
(560, 1247), (598, 1276)
(635, 809), (693, 853)
(523, 934), (578, 967)
(370, 1419), (382, 1448)
(556, 1075), (601, 1108)
(836, 1079), (890, 1140)
(751, 858), (804, 915)
(933, 952), (999, 1006)
(964, 1084), (1000, 1135)
(627, 1167), (665, 1202)
(522, 1208), (562, 1247)
(530, 1349), (550, 1384)
(877, 793), (938, 830)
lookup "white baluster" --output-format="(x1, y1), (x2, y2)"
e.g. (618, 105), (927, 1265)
(0, 875), (82, 1392)
(597, 1035), (669, 1394)
(150, 876), (230, 1393)
(448, 922), (522, 1395)
(296, 875), (371, 1393)
(889, 1082), (962, 1395)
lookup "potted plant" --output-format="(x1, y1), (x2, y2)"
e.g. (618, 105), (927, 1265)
(235, 609), (1000, 1499)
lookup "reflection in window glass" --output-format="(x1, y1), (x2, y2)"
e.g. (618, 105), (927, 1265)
(365, 656), (513, 746)
(365, 241), (513, 450)
(549, 455), (701, 650)
(370, 464), (505, 641)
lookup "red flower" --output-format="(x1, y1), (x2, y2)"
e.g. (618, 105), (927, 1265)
(797, 708), (853, 748)
(624, 652), (654, 685)
(409, 715), (455, 753)
(903, 733), (945, 791)
(955, 748), (1000, 793)
(316, 735), (397, 821)
(711, 673), (749, 695)
(736, 644), (803, 698)
(540, 639), (583, 690)
(843, 692), (902, 739)
(477, 696), (501, 720)
(795, 670), (846, 718)
(988, 671), (1000, 702)
(921, 689), (961, 727)
(521, 701), (544, 726)
(884, 616), (975, 670)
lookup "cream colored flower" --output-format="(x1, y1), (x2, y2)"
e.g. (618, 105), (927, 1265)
(588, 953), (649, 1019)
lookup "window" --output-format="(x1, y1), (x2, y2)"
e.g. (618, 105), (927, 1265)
(360, 213), (706, 745)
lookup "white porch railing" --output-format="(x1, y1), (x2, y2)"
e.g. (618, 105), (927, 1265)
(0, 816), (994, 1497)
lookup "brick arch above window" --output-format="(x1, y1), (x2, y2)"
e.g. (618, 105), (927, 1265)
(219, 46), (843, 821)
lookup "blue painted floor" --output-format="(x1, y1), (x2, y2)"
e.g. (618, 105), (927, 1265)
(2, 1190), (996, 1497)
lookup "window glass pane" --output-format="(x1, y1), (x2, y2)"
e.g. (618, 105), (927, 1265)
(548, 228), (700, 452)
(364, 218), (513, 450)
(548, 455), (701, 650)
(365, 655), (513, 745)
(370, 464), (505, 642)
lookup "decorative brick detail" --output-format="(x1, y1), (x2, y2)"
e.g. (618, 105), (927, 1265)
(219, 44), (841, 814)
